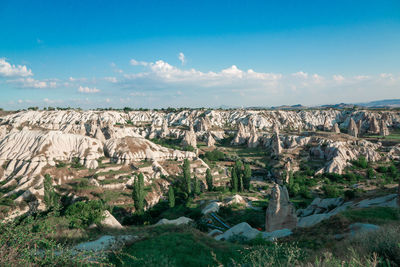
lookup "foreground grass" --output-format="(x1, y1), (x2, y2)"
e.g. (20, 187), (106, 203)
(341, 207), (400, 225)
(110, 226), (244, 266)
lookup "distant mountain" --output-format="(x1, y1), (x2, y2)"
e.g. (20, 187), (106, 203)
(356, 99), (400, 108)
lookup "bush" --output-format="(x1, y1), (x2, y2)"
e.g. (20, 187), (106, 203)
(352, 156), (368, 169)
(344, 189), (362, 200)
(0, 216), (108, 265)
(70, 157), (83, 169)
(349, 225), (400, 265)
(238, 242), (305, 266)
(65, 200), (105, 229)
(377, 166), (388, 173)
(203, 150), (225, 161)
(321, 184), (342, 198)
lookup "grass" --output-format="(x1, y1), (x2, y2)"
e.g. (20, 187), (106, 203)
(341, 207), (400, 225)
(110, 226), (244, 266)
(218, 206), (265, 229)
(96, 169), (131, 177)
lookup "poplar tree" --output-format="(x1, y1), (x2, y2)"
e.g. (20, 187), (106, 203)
(243, 164), (252, 190)
(234, 160), (243, 191)
(168, 186), (175, 208)
(194, 175), (201, 195)
(44, 174), (60, 212)
(133, 173), (145, 213)
(205, 169), (213, 191)
(182, 159), (191, 195)
(231, 167), (238, 192)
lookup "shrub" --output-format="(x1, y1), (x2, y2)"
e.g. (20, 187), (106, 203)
(377, 166), (388, 173)
(205, 169), (213, 191)
(367, 167), (375, 179)
(168, 187), (175, 208)
(349, 225), (400, 265)
(203, 150), (225, 161)
(238, 242), (305, 266)
(0, 217), (108, 265)
(43, 174), (60, 212)
(55, 161), (67, 168)
(133, 173), (145, 213)
(352, 156), (368, 169)
(321, 184), (342, 198)
(70, 157), (83, 169)
(65, 200), (105, 229)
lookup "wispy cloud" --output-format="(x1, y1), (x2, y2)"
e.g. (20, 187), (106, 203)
(178, 52), (185, 65)
(78, 86), (100, 93)
(130, 59), (148, 66)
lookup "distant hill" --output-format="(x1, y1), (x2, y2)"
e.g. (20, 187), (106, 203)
(356, 99), (400, 108)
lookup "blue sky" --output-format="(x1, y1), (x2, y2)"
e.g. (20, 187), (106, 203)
(1, 0), (399, 109)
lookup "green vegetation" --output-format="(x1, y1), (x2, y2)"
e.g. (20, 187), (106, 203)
(205, 168), (213, 191)
(110, 226), (244, 266)
(182, 159), (191, 196)
(341, 207), (400, 225)
(351, 156), (368, 169)
(0, 217), (106, 266)
(150, 137), (195, 152)
(193, 175), (201, 195)
(168, 187), (175, 208)
(70, 157), (84, 169)
(203, 149), (225, 161)
(65, 200), (106, 229)
(132, 173), (145, 214)
(43, 174), (60, 212)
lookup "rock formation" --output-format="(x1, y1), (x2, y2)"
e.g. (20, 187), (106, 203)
(195, 117), (211, 132)
(181, 123), (197, 148)
(369, 116), (380, 134)
(265, 184), (297, 232)
(357, 119), (363, 135)
(105, 136), (196, 163)
(231, 122), (250, 145)
(160, 120), (170, 138)
(380, 120), (389, 136)
(283, 161), (291, 184)
(333, 123), (340, 134)
(206, 132), (216, 147)
(271, 124), (282, 157)
(323, 117), (331, 131)
(247, 122), (259, 148)
(348, 118), (358, 138)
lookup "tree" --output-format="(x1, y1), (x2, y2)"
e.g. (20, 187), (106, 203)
(182, 159), (191, 195)
(168, 187), (175, 208)
(194, 175), (201, 195)
(205, 169), (213, 191)
(231, 167), (238, 192)
(43, 174), (59, 212)
(234, 160), (243, 191)
(243, 164), (252, 190)
(239, 173), (244, 192)
(133, 173), (145, 213)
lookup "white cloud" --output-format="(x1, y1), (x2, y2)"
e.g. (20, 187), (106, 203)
(130, 59), (148, 66)
(292, 71), (308, 79)
(0, 58), (33, 77)
(130, 91), (146, 97)
(333, 74), (345, 82)
(78, 86), (100, 93)
(178, 52), (185, 65)
(7, 77), (55, 88)
(104, 77), (117, 83)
